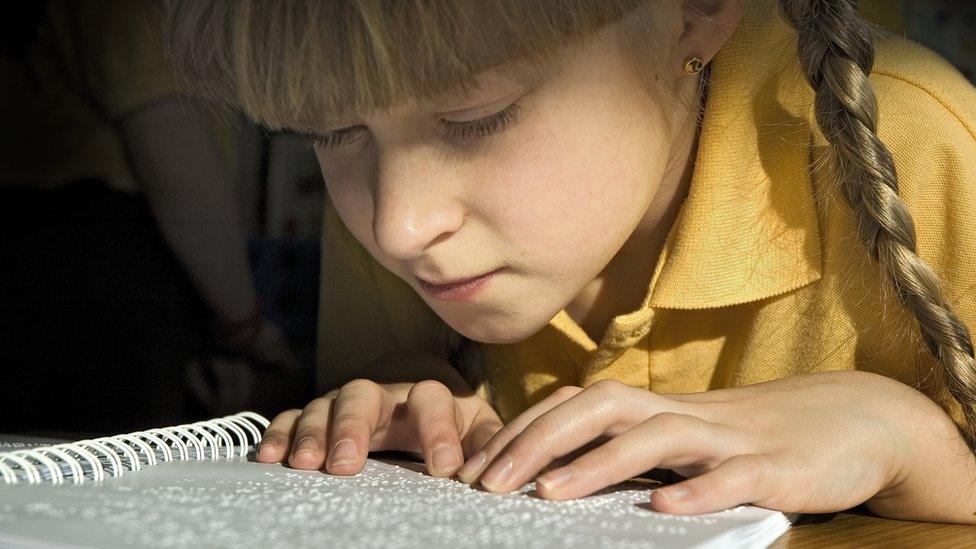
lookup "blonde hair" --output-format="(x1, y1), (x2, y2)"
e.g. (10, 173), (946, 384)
(163, 0), (660, 133)
(163, 0), (975, 448)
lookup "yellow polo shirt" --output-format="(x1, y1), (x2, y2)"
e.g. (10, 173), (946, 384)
(317, 1), (976, 431)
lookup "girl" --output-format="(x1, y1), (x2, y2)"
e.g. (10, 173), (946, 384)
(164, 0), (976, 523)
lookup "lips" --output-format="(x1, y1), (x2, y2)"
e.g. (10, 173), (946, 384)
(415, 268), (501, 301)
(416, 271), (493, 287)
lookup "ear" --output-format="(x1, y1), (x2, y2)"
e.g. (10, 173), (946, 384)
(673, 0), (746, 74)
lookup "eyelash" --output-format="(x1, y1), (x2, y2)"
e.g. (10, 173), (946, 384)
(310, 102), (523, 149)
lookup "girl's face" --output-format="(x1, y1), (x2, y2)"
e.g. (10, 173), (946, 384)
(314, 23), (693, 344)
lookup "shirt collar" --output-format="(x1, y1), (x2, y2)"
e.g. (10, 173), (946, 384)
(647, 0), (823, 310)
(547, 1), (824, 353)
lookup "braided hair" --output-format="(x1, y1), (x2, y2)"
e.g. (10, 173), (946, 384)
(777, 0), (976, 448)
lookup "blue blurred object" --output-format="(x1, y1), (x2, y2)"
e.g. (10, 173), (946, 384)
(248, 235), (321, 345)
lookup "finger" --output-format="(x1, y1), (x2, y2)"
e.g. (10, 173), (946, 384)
(407, 380), (465, 478)
(457, 384), (584, 484)
(257, 408), (301, 463)
(287, 397), (336, 470)
(459, 406), (504, 462)
(476, 380), (663, 493)
(324, 379), (387, 475)
(533, 413), (735, 500)
(650, 454), (777, 515)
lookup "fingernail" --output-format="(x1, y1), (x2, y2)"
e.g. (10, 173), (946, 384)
(658, 486), (689, 501)
(457, 451), (488, 482)
(536, 466), (574, 492)
(328, 439), (357, 469)
(480, 454), (513, 492)
(257, 438), (276, 458)
(294, 436), (317, 456)
(430, 444), (459, 475)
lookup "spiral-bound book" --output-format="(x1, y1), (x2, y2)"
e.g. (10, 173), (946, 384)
(0, 412), (792, 548)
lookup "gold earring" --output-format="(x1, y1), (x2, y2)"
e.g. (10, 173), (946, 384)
(684, 56), (704, 75)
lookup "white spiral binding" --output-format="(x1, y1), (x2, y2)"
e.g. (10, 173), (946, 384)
(78, 440), (124, 478)
(39, 446), (85, 483)
(17, 450), (62, 484)
(113, 434), (158, 467)
(100, 438), (140, 473)
(60, 443), (104, 481)
(0, 411), (269, 485)
(0, 460), (17, 484)
(182, 424), (219, 460)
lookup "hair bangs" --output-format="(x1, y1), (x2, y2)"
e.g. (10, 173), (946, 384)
(164, 0), (643, 133)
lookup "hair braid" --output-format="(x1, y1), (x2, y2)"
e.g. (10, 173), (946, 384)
(777, 0), (976, 448)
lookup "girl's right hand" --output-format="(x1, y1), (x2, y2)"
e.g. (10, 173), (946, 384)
(255, 361), (502, 478)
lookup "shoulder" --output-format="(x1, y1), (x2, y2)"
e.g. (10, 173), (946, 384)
(870, 32), (975, 142)
(864, 33), (976, 202)
(861, 34), (976, 324)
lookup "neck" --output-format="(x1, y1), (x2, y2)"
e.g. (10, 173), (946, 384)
(564, 73), (706, 343)
(626, 73), (706, 252)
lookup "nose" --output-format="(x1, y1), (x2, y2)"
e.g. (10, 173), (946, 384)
(371, 148), (466, 261)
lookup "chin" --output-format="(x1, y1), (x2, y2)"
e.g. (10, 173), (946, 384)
(443, 310), (549, 345)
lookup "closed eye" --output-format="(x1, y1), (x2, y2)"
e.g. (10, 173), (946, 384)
(309, 102), (523, 150)
(310, 126), (364, 149)
(440, 102), (523, 140)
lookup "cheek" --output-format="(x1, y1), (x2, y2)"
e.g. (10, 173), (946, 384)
(316, 150), (380, 254)
(477, 110), (667, 274)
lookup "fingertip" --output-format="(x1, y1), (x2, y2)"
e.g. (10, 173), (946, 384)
(256, 441), (281, 463)
(428, 444), (462, 478)
(289, 437), (326, 470)
(456, 450), (488, 484)
(325, 439), (362, 475)
(288, 452), (314, 469)
(326, 455), (367, 476)
(650, 486), (697, 514)
(325, 461), (362, 476)
(534, 480), (574, 501)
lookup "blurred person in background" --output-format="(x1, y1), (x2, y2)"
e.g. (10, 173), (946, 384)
(0, 0), (300, 434)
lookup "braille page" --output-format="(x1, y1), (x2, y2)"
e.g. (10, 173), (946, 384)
(0, 436), (67, 452)
(0, 456), (791, 548)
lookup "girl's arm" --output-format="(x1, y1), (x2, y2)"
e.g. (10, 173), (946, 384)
(864, 385), (976, 523)
(453, 371), (976, 524)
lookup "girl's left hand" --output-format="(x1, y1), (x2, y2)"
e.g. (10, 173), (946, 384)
(456, 370), (941, 515)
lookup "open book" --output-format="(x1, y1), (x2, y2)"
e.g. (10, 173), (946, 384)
(0, 412), (792, 548)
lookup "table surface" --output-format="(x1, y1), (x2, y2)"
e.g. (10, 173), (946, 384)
(771, 510), (976, 547)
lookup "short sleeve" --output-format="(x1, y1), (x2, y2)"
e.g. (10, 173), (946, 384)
(316, 193), (452, 393)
